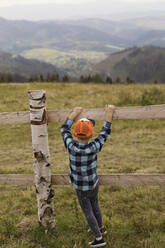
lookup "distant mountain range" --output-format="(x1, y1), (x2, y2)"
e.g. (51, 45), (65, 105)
(0, 50), (60, 81)
(1, 16), (165, 55)
(90, 46), (165, 83)
(0, 17), (123, 54)
(0, 16), (165, 80)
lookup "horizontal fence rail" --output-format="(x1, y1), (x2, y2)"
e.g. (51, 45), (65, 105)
(0, 104), (165, 125)
(1, 174), (165, 187)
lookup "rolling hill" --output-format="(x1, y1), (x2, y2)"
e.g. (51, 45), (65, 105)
(0, 17), (123, 77)
(1, 16), (165, 55)
(0, 17), (165, 79)
(64, 17), (165, 48)
(90, 46), (165, 83)
(0, 50), (60, 81)
(0, 17), (123, 54)
(21, 48), (107, 79)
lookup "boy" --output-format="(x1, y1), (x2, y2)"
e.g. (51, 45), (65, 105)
(61, 105), (115, 247)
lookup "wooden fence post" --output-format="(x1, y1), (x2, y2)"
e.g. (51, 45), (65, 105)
(28, 90), (55, 229)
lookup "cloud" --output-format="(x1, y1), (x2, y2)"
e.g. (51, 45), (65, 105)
(0, 0), (97, 8)
(99, 0), (165, 4)
(0, 0), (164, 20)
(107, 0), (164, 2)
(0, 0), (165, 8)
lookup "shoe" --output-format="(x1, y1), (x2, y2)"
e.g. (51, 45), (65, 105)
(88, 238), (106, 247)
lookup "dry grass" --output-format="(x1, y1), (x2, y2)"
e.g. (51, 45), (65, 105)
(0, 82), (165, 248)
(0, 82), (165, 175)
(0, 82), (164, 111)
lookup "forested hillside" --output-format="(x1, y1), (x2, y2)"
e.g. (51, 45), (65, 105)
(90, 46), (165, 83)
(0, 50), (60, 81)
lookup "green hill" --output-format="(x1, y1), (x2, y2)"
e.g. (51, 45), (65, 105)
(0, 50), (60, 81)
(91, 46), (165, 83)
(21, 48), (107, 78)
(1, 17), (165, 79)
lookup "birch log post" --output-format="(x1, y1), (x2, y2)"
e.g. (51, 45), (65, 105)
(28, 90), (55, 229)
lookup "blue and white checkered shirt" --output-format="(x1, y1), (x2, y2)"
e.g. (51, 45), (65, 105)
(61, 118), (112, 191)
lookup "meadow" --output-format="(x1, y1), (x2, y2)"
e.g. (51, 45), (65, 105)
(21, 48), (107, 78)
(0, 82), (165, 248)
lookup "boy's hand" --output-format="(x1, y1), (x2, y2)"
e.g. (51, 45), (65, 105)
(105, 104), (116, 122)
(69, 107), (83, 121)
(73, 107), (83, 115)
(105, 105), (116, 113)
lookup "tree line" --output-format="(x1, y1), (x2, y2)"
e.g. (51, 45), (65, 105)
(0, 73), (26, 82)
(29, 72), (136, 84)
(0, 72), (159, 84)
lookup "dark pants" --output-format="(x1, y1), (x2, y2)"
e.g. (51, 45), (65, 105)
(76, 183), (102, 237)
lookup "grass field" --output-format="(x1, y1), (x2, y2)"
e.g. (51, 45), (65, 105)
(0, 82), (165, 248)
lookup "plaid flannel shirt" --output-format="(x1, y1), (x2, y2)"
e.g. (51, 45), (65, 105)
(61, 118), (112, 191)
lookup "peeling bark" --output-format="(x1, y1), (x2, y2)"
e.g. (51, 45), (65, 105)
(28, 90), (55, 229)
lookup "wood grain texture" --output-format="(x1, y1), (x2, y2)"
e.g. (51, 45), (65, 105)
(48, 104), (165, 122)
(0, 174), (34, 185)
(0, 104), (165, 125)
(0, 111), (30, 125)
(1, 174), (165, 187)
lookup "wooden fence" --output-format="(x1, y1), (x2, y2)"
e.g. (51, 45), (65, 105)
(0, 100), (165, 187)
(1, 174), (165, 187)
(1, 103), (165, 125)
(0, 89), (165, 228)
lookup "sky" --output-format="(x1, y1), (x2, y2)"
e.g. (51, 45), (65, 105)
(0, 0), (164, 20)
(0, 0), (164, 7)
(0, 0), (95, 7)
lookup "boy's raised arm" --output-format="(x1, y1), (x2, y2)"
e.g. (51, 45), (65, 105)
(61, 107), (83, 149)
(69, 107), (83, 121)
(92, 105), (115, 153)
